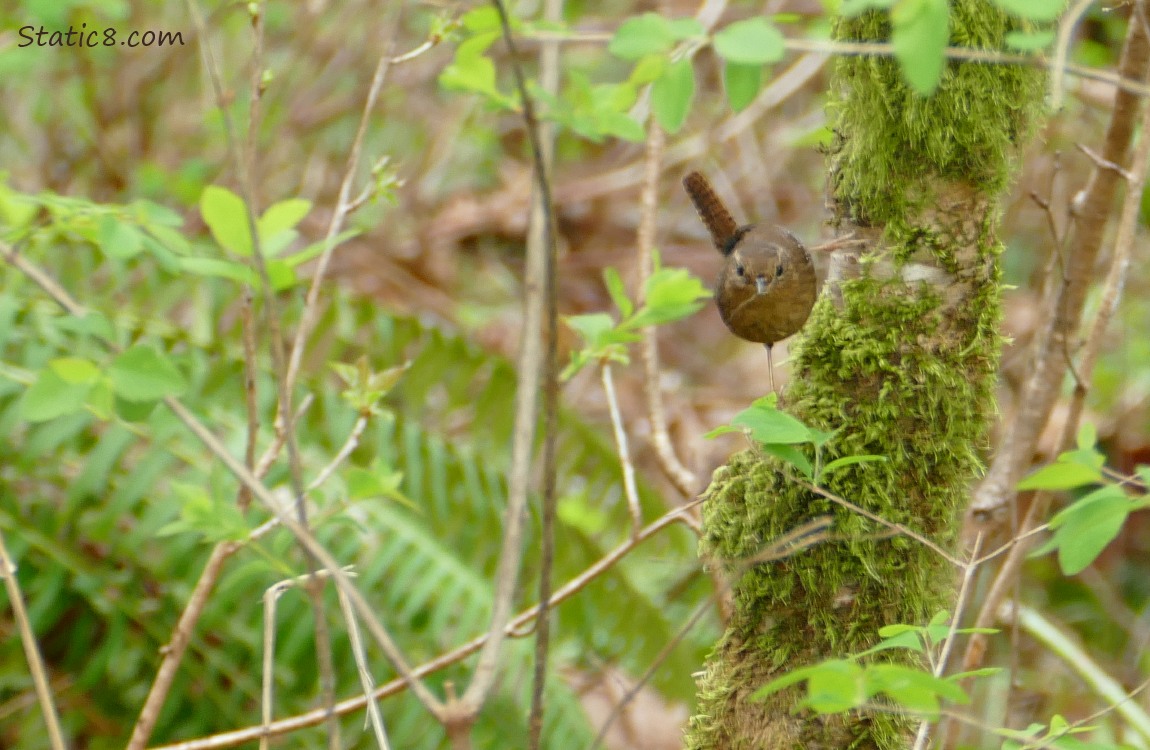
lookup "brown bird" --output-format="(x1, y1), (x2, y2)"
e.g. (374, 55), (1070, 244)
(682, 171), (817, 392)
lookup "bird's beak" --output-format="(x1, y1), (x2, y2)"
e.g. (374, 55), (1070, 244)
(755, 276), (768, 295)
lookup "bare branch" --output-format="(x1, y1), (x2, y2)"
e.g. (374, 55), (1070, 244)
(0, 528), (67, 750)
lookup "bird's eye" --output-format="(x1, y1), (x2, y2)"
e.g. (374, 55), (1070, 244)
(776, 264), (784, 277)
(735, 264), (745, 277)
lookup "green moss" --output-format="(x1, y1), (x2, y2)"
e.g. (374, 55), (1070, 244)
(828, 0), (1044, 242)
(685, 0), (1044, 746)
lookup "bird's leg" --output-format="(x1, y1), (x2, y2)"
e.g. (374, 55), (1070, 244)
(765, 343), (776, 394)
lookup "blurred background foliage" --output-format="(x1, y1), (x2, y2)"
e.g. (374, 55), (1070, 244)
(0, 0), (1148, 747)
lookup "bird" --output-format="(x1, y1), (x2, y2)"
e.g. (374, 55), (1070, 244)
(682, 171), (817, 392)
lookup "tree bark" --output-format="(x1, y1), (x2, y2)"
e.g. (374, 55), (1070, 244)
(685, 1), (1046, 747)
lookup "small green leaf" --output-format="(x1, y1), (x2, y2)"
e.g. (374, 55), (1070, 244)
(1017, 460), (1102, 490)
(98, 214), (144, 260)
(258, 198), (311, 255)
(819, 454), (887, 480)
(644, 265), (713, 305)
(179, 257), (258, 285)
(108, 345), (188, 402)
(1046, 487), (1130, 575)
(56, 312), (116, 343)
(158, 483), (249, 542)
(804, 659), (867, 714)
(20, 368), (92, 422)
(731, 404), (812, 444)
(461, 6), (500, 32)
(892, 0), (949, 95)
(200, 185), (252, 256)
(87, 379), (114, 420)
(989, 0), (1065, 21)
(1004, 29), (1056, 50)
(724, 62), (762, 112)
(565, 313), (617, 349)
(629, 54), (668, 85)
(712, 18), (785, 65)
(609, 14), (675, 59)
(651, 58), (695, 133)
(49, 357), (100, 384)
(603, 267), (633, 317)
(760, 443), (814, 480)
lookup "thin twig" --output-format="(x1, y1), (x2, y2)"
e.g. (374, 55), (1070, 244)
(458, 0), (560, 724)
(801, 481), (965, 568)
(240, 289), (259, 513)
(912, 534), (983, 750)
(602, 364), (643, 537)
(335, 588), (392, 750)
(637, 122), (699, 498)
(283, 8), (402, 395)
(1051, 0), (1097, 109)
(0, 528), (67, 750)
(526, 0), (563, 744)
(307, 415), (369, 492)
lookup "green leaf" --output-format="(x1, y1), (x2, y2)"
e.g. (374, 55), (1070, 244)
(731, 404), (812, 444)
(804, 659), (866, 713)
(97, 214), (144, 260)
(86, 379), (114, 420)
(1004, 29), (1056, 50)
(724, 62), (762, 112)
(989, 0), (1065, 21)
(1017, 460), (1102, 491)
(258, 198), (311, 256)
(179, 257), (258, 285)
(20, 368), (92, 422)
(200, 185), (252, 256)
(598, 111), (646, 142)
(157, 483), (249, 543)
(461, 6), (501, 32)
(49, 357), (101, 384)
(609, 14), (675, 60)
(1046, 486), (1130, 575)
(651, 58), (695, 134)
(760, 443), (814, 480)
(628, 54), (668, 86)
(891, 0), (949, 95)
(818, 454), (887, 480)
(712, 18), (785, 65)
(565, 313), (618, 350)
(55, 312), (116, 343)
(108, 345), (188, 402)
(603, 267), (633, 317)
(636, 267), (704, 309)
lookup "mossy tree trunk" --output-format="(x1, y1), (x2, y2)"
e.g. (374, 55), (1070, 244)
(685, 2), (1045, 748)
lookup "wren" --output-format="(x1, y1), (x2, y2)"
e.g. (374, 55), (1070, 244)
(682, 171), (817, 392)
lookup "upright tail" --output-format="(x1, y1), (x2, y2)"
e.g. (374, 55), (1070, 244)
(682, 171), (739, 255)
